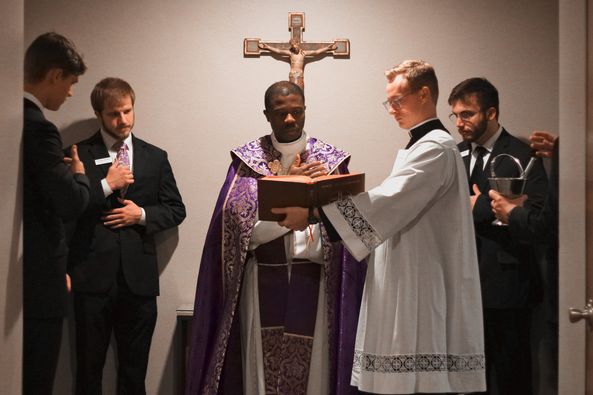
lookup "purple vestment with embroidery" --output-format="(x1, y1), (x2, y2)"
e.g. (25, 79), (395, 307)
(186, 135), (366, 395)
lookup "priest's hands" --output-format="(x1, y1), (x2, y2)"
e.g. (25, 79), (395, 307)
(102, 198), (142, 229)
(288, 154), (328, 178)
(272, 207), (310, 231)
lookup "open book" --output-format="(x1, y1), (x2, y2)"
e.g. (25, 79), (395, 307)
(257, 172), (365, 221)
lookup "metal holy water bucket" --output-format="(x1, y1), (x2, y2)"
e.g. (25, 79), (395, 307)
(488, 154), (526, 198)
(488, 177), (526, 198)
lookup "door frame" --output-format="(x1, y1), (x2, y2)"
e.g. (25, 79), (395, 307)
(558, 0), (589, 393)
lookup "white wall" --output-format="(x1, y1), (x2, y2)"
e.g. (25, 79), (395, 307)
(0, 0), (23, 394)
(23, 0), (559, 393)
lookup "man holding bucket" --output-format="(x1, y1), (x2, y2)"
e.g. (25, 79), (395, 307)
(448, 77), (548, 395)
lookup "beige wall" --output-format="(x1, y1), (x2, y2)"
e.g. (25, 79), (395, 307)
(21, 0), (559, 393)
(0, 0), (23, 394)
(558, 0), (587, 393)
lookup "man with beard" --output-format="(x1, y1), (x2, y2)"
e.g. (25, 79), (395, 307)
(186, 81), (366, 395)
(67, 78), (186, 394)
(448, 78), (548, 395)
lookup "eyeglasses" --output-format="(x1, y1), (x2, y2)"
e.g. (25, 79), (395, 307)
(448, 111), (479, 123)
(382, 93), (412, 112)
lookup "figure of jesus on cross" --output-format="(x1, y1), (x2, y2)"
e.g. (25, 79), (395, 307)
(244, 12), (350, 91)
(258, 39), (337, 90)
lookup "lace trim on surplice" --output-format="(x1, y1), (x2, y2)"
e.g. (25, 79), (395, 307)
(336, 196), (382, 251)
(352, 350), (486, 374)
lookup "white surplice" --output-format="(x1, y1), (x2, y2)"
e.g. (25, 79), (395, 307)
(323, 129), (486, 394)
(240, 132), (330, 395)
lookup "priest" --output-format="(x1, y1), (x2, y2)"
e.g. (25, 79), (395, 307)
(186, 81), (365, 395)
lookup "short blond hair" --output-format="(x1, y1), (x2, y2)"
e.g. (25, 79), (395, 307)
(385, 59), (439, 104)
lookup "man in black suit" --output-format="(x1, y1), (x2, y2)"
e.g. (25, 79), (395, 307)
(68, 78), (186, 394)
(448, 78), (548, 395)
(23, 32), (89, 395)
(490, 131), (559, 393)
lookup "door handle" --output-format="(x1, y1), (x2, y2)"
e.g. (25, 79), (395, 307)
(569, 298), (593, 326)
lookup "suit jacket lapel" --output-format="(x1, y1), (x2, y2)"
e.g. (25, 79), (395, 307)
(128, 135), (144, 196)
(486, 129), (512, 179)
(459, 141), (471, 177)
(87, 131), (111, 178)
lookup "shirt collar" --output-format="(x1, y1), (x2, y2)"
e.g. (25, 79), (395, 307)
(271, 130), (307, 157)
(409, 117), (439, 131)
(406, 118), (448, 149)
(100, 128), (133, 152)
(471, 125), (502, 153)
(24, 92), (45, 116)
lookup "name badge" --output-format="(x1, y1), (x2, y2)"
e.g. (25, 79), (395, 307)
(460, 149), (470, 157)
(95, 157), (112, 165)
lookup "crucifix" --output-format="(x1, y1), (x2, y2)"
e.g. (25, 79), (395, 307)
(244, 12), (350, 90)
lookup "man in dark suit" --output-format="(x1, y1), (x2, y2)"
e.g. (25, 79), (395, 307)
(490, 131), (559, 394)
(448, 78), (548, 395)
(68, 78), (185, 394)
(23, 32), (89, 395)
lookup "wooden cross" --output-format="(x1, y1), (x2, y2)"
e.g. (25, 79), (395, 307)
(244, 12), (350, 90)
